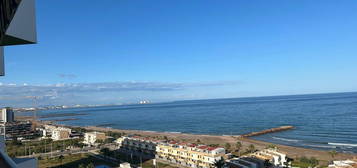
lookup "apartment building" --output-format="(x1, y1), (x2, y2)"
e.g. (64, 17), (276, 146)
(3, 121), (37, 140)
(51, 127), (71, 141)
(40, 125), (72, 141)
(40, 125), (57, 138)
(116, 136), (159, 157)
(83, 132), (106, 146)
(0, 108), (14, 123)
(249, 148), (289, 167)
(116, 136), (226, 168)
(156, 141), (225, 168)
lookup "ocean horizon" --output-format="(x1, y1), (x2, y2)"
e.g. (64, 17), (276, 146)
(18, 92), (357, 153)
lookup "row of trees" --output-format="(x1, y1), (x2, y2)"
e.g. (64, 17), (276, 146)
(78, 163), (95, 168)
(6, 138), (85, 157)
(224, 141), (256, 155)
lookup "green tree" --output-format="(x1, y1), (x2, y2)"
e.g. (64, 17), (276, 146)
(11, 137), (22, 146)
(266, 144), (277, 149)
(213, 157), (225, 168)
(264, 159), (273, 167)
(86, 163), (95, 168)
(209, 144), (219, 147)
(309, 157), (319, 167)
(78, 164), (86, 168)
(58, 155), (64, 167)
(247, 144), (255, 153)
(100, 148), (111, 156)
(196, 139), (201, 143)
(235, 141), (242, 151)
(225, 143), (231, 152)
(299, 156), (319, 168)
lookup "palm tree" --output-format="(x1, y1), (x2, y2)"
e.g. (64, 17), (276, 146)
(214, 157), (225, 168)
(224, 143), (231, 152)
(58, 155), (64, 167)
(78, 164), (86, 168)
(266, 144), (276, 149)
(235, 141), (242, 151)
(86, 163), (95, 168)
(328, 150), (337, 159)
(248, 144), (255, 153)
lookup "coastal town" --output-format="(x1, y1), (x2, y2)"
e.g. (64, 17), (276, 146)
(1, 107), (356, 168)
(1, 0), (357, 167)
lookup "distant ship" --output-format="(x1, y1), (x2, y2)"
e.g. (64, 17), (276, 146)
(139, 100), (150, 104)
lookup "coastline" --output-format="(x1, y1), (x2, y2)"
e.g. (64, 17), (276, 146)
(46, 122), (357, 162)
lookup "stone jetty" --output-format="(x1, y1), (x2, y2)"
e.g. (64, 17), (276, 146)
(239, 126), (295, 138)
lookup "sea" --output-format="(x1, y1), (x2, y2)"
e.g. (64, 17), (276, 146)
(18, 92), (357, 153)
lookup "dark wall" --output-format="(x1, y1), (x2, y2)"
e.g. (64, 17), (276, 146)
(0, 0), (22, 42)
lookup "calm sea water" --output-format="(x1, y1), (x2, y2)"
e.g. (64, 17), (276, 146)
(19, 92), (357, 153)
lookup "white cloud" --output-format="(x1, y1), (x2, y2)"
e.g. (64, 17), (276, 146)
(0, 81), (240, 107)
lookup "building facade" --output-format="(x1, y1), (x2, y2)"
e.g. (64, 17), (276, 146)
(51, 127), (71, 141)
(156, 142), (225, 168)
(116, 136), (226, 168)
(0, 0), (37, 76)
(116, 136), (158, 157)
(3, 121), (36, 140)
(83, 132), (106, 145)
(249, 148), (289, 168)
(0, 107), (14, 123)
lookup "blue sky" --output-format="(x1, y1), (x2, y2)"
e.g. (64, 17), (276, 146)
(1, 0), (357, 107)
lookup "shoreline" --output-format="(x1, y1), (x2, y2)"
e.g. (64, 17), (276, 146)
(45, 122), (357, 162)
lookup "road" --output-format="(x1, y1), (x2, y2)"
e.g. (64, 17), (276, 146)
(18, 143), (117, 158)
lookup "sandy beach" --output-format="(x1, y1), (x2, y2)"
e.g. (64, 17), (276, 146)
(19, 116), (357, 163)
(78, 125), (357, 162)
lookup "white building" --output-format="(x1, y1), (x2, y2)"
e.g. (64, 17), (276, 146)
(83, 132), (106, 145)
(328, 160), (357, 168)
(0, 107), (14, 123)
(51, 127), (71, 141)
(120, 162), (132, 168)
(250, 148), (289, 167)
(156, 141), (226, 168)
(41, 125), (57, 137)
(116, 136), (159, 154)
